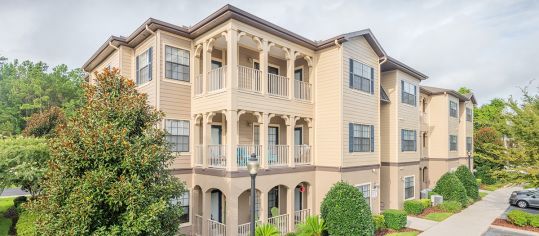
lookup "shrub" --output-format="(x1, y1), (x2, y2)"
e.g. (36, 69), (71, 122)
(3, 206), (18, 219)
(404, 200), (426, 215)
(255, 224), (280, 236)
(419, 199), (431, 209)
(383, 209), (407, 230)
(16, 210), (37, 236)
(476, 179), (482, 186)
(22, 106), (65, 138)
(438, 201), (463, 213)
(295, 215), (325, 236)
(528, 214), (539, 227)
(372, 215), (385, 231)
(455, 165), (480, 200)
(428, 191), (440, 199)
(13, 196), (27, 208)
(433, 172), (468, 206)
(321, 181), (374, 235)
(508, 210), (530, 227)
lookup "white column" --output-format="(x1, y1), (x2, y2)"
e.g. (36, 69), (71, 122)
(287, 116), (295, 167)
(259, 190), (268, 223)
(202, 191), (211, 236)
(226, 193), (239, 236)
(308, 119), (314, 165)
(226, 110), (238, 171)
(286, 49), (295, 99)
(259, 113), (269, 169)
(202, 41), (212, 95)
(286, 187), (295, 232)
(202, 113), (212, 168)
(226, 29), (238, 90)
(258, 39), (269, 95)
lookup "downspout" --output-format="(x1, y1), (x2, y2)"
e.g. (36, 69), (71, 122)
(335, 39), (344, 173)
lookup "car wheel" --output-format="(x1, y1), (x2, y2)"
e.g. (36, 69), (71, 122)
(517, 200), (528, 208)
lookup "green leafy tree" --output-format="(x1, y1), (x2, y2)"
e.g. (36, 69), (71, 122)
(455, 165), (480, 200)
(295, 215), (326, 236)
(22, 106), (65, 137)
(433, 172), (468, 206)
(0, 137), (49, 197)
(255, 224), (280, 236)
(320, 181), (374, 236)
(457, 87), (472, 95)
(28, 68), (185, 235)
(473, 127), (506, 184)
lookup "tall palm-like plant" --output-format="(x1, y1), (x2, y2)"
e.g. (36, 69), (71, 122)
(255, 224), (280, 236)
(296, 215), (326, 236)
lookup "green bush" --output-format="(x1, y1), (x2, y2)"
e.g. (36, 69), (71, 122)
(455, 166), (480, 200)
(383, 209), (407, 230)
(476, 179), (482, 186)
(438, 201), (463, 213)
(419, 199), (431, 209)
(13, 196), (27, 208)
(508, 210), (530, 227)
(372, 215), (385, 231)
(404, 200), (426, 215)
(16, 210), (37, 236)
(433, 172), (468, 206)
(321, 181), (374, 235)
(528, 214), (539, 227)
(428, 191), (440, 199)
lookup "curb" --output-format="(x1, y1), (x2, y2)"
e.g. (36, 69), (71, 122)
(489, 225), (539, 236)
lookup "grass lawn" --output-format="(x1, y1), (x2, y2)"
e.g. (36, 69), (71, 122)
(386, 232), (420, 236)
(0, 197), (16, 236)
(479, 191), (488, 198)
(481, 182), (506, 191)
(424, 212), (453, 222)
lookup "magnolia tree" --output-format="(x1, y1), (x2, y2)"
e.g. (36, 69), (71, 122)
(29, 68), (186, 235)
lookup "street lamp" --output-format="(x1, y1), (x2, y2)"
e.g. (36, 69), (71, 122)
(247, 153), (260, 236)
(467, 151), (472, 170)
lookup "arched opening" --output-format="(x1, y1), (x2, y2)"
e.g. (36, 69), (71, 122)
(208, 189), (226, 223)
(237, 188), (262, 234)
(237, 112), (262, 168)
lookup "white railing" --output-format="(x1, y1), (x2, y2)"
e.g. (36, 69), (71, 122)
(194, 74), (203, 95)
(207, 66), (227, 92)
(294, 209), (311, 226)
(238, 65), (262, 93)
(294, 80), (311, 101)
(208, 219), (226, 236)
(238, 220), (262, 236)
(294, 145), (311, 165)
(267, 74), (289, 97)
(208, 145), (226, 168)
(268, 214), (289, 235)
(267, 145), (288, 167)
(194, 215), (203, 236)
(237, 145), (262, 168)
(194, 145), (203, 166)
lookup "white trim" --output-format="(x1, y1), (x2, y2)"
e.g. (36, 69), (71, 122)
(403, 175), (416, 200)
(163, 43), (191, 82)
(268, 124), (280, 145)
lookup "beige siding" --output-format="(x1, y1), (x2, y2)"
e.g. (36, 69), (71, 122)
(133, 35), (158, 107)
(448, 95), (460, 159)
(380, 71), (397, 163)
(396, 71), (421, 163)
(89, 50), (119, 83)
(426, 95), (449, 158)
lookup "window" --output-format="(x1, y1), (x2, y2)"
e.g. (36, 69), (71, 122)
(294, 68), (303, 81)
(171, 192), (190, 223)
(449, 101), (458, 118)
(165, 120), (190, 152)
(466, 137), (473, 152)
(401, 129), (417, 152)
(349, 123), (374, 152)
(165, 46), (190, 81)
(401, 81), (417, 106)
(268, 187), (279, 217)
(466, 108), (473, 122)
(254, 62), (279, 75)
(349, 59), (374, 93)
(404, 176), (415, 200)
(357, 184), (371, 208)
(136, 48), (152, 85)
(449, 135), (458, 151)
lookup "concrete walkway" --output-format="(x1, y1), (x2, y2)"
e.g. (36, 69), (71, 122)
(0, 188), (28, 197)
(420, 186), (521, 236)
(407, 216), (438, 231)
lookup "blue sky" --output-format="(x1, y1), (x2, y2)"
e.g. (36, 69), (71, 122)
(1, 0), (538, 105)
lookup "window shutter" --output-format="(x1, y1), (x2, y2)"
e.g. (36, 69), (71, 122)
(401, 80), (404, 103)
(414, 85), (417, 106)
(414, 131), (417, 151)
(401, 129), (405, 152)
(370, 67), (375, 94)
(349, 59), (354, 88)
(349, 123), (354, 152)
(148, 47), (153, 81)
(136, 55), (140, 84)
(370, 125), (375, 152)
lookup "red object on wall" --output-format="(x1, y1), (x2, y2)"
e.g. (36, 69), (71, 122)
(299, 186), (305, 193)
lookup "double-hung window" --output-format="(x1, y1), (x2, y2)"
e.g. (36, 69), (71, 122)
(357, 184), (371, 208)
(466, 137), (473, 152)
(401, 129), (417, 152)
(466, 108), (473, 122)
(179, 192), (190, 223)
(404, 176), (415, 200)
(449, 135), (458, 151)
(165, 46), (190, 82)
(401, 81), (417, 106)
(136, 48), (152, 85)
(165, 120), (190, 152)
(349, 59), (374, 94)
(349, 123), (374, 152)
(449, 101), (458, 118)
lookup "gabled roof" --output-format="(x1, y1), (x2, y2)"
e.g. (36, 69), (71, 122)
(380, 86), (390, 103)
(83, 4), (387, 71)
(420, 86), (470, 102)
(381, 56), (428, 80)
(463, 93), (477, 105)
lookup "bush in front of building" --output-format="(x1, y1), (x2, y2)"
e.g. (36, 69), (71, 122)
(507, 210), (530, 227)
(433, 172), (468, 206)
(320, 181), (374, 236)
(403, 199), (427, 215)
(419, 199), (431, 208)
(382, 209), (407, 230)
(438, 201), (463, 213)
(372, 215), (385, 232)
(455, 165), (480, 200)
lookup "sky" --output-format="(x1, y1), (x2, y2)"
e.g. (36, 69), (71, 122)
(1, 0), (538, 105)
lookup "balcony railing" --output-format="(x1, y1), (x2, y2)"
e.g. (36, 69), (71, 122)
(294, 80), (311, 101)
(194, 74), (203, 95)
(194, 215), (203, 236)
(194, 145), (203, 166)
(267, 74), (289, 97)
(238, 220), (261, 236)
(294, 209), (311, 226)
(207, 66), (227, 92)
(237, 144), (262, 168)
(238, 65), (262, 93)
(208, 145), (226, 168)
(294, 145), (311, 165)
(207, 219), (226, 236)
(268, 213), (289, 235)
(267, 145), (289, 167)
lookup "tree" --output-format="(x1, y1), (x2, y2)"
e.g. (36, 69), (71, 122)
(28, 68), (185, 235)
(457, 87), (472, 95)
(473, 98), (508, 133)
(0, 137), (49, 198)
(432, 172), (468, 206)
(455, 165), (480, 200)
(473, 127), (506, 184)
(22, 106), (65, 137)
(296, 215), (326, 236)
(320, 181), (374, 236)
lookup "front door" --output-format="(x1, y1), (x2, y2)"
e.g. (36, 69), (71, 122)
(268, 186), (279, 217)
(211, 125), (222, 145)
(210, 190), (223, 222)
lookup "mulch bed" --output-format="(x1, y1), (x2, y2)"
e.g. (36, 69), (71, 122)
(492, 218), (539, 233)
(375, 227), (421, 236)
(416, 206), (448, 218)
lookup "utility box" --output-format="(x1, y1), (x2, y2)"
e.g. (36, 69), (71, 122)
(420, 189), (432, 199)
(431, 195), (444, 206)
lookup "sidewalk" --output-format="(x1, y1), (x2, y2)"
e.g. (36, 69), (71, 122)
(420, 186), (520, 236)
(407, 216), (438, 231)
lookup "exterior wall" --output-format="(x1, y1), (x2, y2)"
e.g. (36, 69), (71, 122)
(397, 71), (421, 163)
(380, 71), (397, 163)
(89, 50), (119, 82)
(426, 95), (449, 159)
(341, 168), (381, 214)
(380, 164), (420, 210)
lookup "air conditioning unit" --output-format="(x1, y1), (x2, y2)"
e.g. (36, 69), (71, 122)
(420, 189), (432, 199)
(431, 195), (444, 206)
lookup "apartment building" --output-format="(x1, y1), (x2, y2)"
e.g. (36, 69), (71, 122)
(82, 5), (475, 235)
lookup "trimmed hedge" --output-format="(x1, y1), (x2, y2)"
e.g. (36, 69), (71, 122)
(383, 209), (407, 230)
(455, 165), (480, 200)
(321, 181), (374, 235)
(508, 210), (529, 227)
(419, 199), (431, 209)
(404, 200), (426, 215)
(15, 210), (37, 236)
(433, 172), (468, 206)
(529, 214), (539, 227)
(373, 215), (385, 231)
(438, 201), (463, 213)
